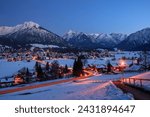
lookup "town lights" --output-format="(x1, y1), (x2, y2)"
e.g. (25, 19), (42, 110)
(119, 60), (126, 67)
(117, 59), (127, 73)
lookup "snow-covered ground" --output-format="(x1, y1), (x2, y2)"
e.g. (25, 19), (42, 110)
(0, 51), (140, 79)
(0, 51), (145, 100)
(45, 58), (111, 67)
(130, 72), (150, 79)
(0, 72), (140, 100)
(115, 51), (140, 59)
(45, 59), (74, 67)
(0, 60), (35, 78)
(30, 44), (59, 48)
(46, 58), (133, 68)
(0, 58), (111, 79)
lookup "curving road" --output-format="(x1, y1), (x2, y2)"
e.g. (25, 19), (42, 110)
(0, 70), (93, 95)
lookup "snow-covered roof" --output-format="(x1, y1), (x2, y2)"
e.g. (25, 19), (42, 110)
(125, 64), (141, 71)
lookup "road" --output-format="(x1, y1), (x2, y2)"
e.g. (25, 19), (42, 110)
(0, 70), (93, 95)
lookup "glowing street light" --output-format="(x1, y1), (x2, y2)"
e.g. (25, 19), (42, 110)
(119, 59), (126, 78)
(119, 60), (126, 67)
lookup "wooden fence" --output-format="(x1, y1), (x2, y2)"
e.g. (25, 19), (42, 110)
(121, 77), (150, 88)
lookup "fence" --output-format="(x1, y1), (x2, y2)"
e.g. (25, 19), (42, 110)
(121, 77), (150, 88)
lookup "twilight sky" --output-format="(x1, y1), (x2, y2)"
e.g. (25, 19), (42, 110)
(0, 0), (150, 35)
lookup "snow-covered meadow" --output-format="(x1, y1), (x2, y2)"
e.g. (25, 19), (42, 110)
(0, 60), (35, 78)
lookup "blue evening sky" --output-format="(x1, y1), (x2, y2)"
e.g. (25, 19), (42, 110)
(0, 0), (150, 35)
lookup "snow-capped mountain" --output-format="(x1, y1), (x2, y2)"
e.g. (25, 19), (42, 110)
(0, 21), (40, 36)
(88, 33), (127, 44)
(63, 30), (127, 49)
(0, 21), (67, 48)
(63, 30), (79, 41)
(117, 28), (150, 50)
(1, 22), (150, 50)
(63, 30), (95, 49)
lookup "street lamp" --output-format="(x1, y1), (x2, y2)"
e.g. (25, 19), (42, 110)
(119, 60), (126, 68)
(120, 60), (126, 67)
(119, 59), (126, 79)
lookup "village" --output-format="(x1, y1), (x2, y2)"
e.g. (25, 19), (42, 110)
(0, 45), (146, 89)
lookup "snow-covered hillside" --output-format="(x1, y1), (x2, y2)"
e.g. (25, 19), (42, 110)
(117, 28), (150, 50)
(0, 21), (39, 35)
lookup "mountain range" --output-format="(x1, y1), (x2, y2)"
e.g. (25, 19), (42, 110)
(63, 30), (127, 49)
(0, 21), (150, 50)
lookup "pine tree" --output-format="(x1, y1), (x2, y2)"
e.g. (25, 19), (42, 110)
(39, 65), (43, 76)
(26, 68), (30, 83)
(77, 57), (83, 76)
(64, 64), (69, 73)
(73, 57), (83, 76)
(26, 68), (29, 76)
(46, 62), (50, 71)
(35, 61), (39, 71)
(107, 62), (112, 73)
(36, 64), (44, 81)
(73, 59), (77, 76)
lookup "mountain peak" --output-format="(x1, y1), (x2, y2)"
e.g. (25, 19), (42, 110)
(0, 21), (40, 35)
(15, 21), (40, 29)
(22, 21), (40, 28)
(67, 30), (76, 34)
(0, 21), (67, 48)
(142, 27), (150, 30)
(63, 30), (79, 40)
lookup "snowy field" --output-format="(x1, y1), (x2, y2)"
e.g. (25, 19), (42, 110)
(114, 51), (140, 59)
(0, 51), (140, 79)
(46, 58), (133, 68)
(0, 60), (35, 78)
(0, 72), (140, 100)
(30, 44), (59, 49)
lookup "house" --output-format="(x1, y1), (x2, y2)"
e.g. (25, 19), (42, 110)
(124, 64), (142, 72)
(96, 64), (107, 73)
(14, 74), (25, 84)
